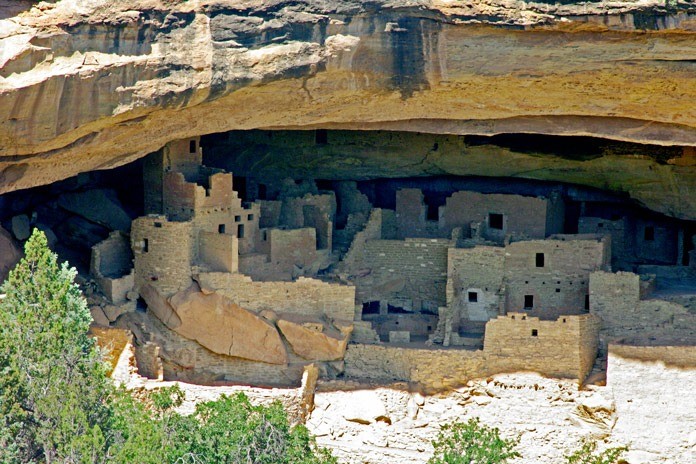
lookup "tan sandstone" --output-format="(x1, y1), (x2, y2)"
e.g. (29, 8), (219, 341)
(277, 316), (353, 362)
(168, 285), (288, 365)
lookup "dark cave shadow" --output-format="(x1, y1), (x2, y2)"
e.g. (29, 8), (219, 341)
(0, 0), (37, 21)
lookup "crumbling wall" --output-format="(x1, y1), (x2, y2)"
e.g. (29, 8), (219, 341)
(258, 200), (282, 228)
(590, 271), (696, 356)
(197, 273), (356, 322)
(280, 193), (336, 250)
(504, 236), (609, 318)
(355, 238), (451, 312)
(91, 231), (134, 303)
(395, 189), (433, 239)
(268, 227), (318, 278)
(339, 209), (382, 273)
(344, 343), (487, 390)
(131, 216), (195, 297)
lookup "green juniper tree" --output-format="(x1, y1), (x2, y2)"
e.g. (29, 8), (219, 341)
(0, 229), (337, 464)
(0, 229), (111, 463)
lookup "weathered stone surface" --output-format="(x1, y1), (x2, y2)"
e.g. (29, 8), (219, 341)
(168, 285), (287, 365)
(0, 225), (21, 283)
(139, 283), (182, 329)
(89, 305), (110, 327)
(58, 189), (131, 231)
(10, 214), (30, 240)
(277, 316), (352, 361)
(0, 1), (695, 219)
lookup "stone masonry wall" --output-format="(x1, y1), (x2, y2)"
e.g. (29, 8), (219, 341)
(484, 313), (599, 382)
(339, 208), (382, 274)
(447, 246), (505, 323)
(579, 216), (629, 269)
(396, 188), (427, 239)
(132, 216), (195, 297)
(442, 191), (550, 241)
(199, 231), (238, 273)
(345, 313), (599, 390)
(590, 271), (696, 356)
(196, 272), (356, 322)
(504, 236), (609, 318)
(356, 238), (451, 311)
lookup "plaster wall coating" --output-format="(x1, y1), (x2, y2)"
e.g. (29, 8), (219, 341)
(446, 246), (505, 323)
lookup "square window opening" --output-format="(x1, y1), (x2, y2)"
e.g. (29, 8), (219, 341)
(644, 226), (655, 241)
(468, 292), (478, 303)
(531, 329), (538, 337)
(218, 224), (226, 234)
(154, 222), (162, 228)
(247, 214), (254, 221)
(488, 213), (504, 230)
(234, 215), (241, 222)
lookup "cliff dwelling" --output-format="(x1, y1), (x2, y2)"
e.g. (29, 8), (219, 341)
(1, 130), (694, 390)
(3, 1), (696, 462)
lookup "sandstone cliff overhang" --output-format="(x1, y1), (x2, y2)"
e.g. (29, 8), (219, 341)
(1, 0), (695, 217)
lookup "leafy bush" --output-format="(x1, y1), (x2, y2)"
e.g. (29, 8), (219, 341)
(565, 440), (628, 464)
(109, 386), (336, 464)
(0, 229), (336, 464)
(428, 418), (520, 464)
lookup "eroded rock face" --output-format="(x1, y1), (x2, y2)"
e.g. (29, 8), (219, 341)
(1, 0), (696, 219)
(277, 316), (353, 361)
(168, 285), (288, 365)
(0, 225), (21, 282)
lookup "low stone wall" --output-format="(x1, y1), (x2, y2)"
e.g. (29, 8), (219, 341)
(345, 313), (599, 390)
(197, 272), (355, 322)
(485, 313), (600, 381)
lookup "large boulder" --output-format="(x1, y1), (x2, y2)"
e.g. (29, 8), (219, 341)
(169, 285), (287, 365)
(10, 214), (31, 240)
(277, 315), (352, 361)
(0, 226), (22, 283)
(58, 189), (132, 231)
(139, 283), (182, 329)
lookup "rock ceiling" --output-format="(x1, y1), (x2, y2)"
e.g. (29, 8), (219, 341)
(0, 0), (695, 218)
